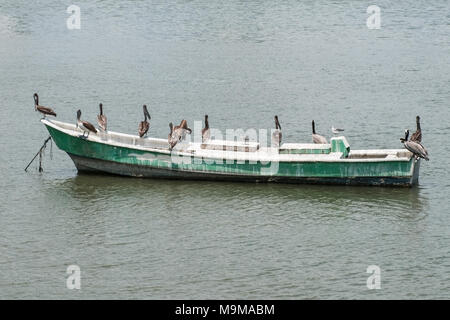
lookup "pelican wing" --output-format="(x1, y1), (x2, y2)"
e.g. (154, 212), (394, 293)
(405, 141), (429, 161)
(82, 121), (97, 133)
(271, 130), (282, 147)
(410, 130), (422, 143)
(37, 105), (57, 117)
(312, 134), (327, 144)
(168, 131), (180, 149)
(138, 121), (149, 137)
(97, 115), (107, 131)
(202, 127), (211, 142)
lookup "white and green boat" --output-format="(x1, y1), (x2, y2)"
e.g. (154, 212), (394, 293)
(42, 119), (421, 187)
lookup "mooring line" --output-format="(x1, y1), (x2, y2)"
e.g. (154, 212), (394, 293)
(24, 136), (52, 172)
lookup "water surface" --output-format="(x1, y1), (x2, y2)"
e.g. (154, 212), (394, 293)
(0, 0), (449, 299)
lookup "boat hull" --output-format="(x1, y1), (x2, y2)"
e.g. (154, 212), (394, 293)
(44, 120), (420, 187)
(68, 153), (417, 186)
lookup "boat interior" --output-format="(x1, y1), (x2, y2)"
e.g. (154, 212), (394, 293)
(43, 119), (413, 161)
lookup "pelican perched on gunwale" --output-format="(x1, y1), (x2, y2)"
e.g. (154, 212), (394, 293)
(97, 103), (107, 131)
(76, 109), (97, 138)
(138, 105), (150, 138)
(400, 129), (429, 161)
(410, 116), (422, 143)
(174, 119), (192, 141)
(202, 115), (210, 143)
(312, 120), (327, 144)
(272, 115), (282, 148)
(34, 93), (56, 119)
(168, 122), (179, 150)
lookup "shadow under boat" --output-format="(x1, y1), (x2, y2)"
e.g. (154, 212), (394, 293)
(53, 172), (427, 219)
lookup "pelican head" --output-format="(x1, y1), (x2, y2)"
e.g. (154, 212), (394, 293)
(143, 105), (151, 120)
(75, 110), (81, 128)
(275, 115), (281, 130)
(33, 93), (39, 109)
(400, 129), (409, 143)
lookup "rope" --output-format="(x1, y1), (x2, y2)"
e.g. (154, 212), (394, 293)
(24, 136), (52, 172)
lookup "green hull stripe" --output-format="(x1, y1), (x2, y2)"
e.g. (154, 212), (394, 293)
(46, 125), (414, 178)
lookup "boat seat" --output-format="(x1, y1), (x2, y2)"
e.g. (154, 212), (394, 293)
(200, 139), (259, 152)
(279, 143), (331, 154)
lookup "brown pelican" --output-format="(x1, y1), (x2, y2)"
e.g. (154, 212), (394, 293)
(138, 105), (150, 138)
(202, 115), (210, 143)
(168, 122), (179, 150)
(76, 109), (97, 138)
(97, 103), (107, 131)
(400, 129), (429, 161)
(271, 115), (282, 148)
(312, 120), (327, 144)
(410, 116), (422, 143)
(174, 119), (192, 141)
(174, 119), (192, 133)
(34, 93), (56, 119)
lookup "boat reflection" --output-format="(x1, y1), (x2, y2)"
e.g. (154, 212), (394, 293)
(51, 172), (428, 222)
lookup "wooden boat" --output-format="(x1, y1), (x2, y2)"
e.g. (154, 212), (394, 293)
(42, 119), (421, 187)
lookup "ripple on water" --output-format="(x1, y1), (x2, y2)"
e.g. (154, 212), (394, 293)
(1, 0), (449, 299)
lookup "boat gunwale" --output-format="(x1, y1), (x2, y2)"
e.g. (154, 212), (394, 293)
(42, 119), (414, 164)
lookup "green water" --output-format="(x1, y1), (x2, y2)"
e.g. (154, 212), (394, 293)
(0, 0), (449, 299)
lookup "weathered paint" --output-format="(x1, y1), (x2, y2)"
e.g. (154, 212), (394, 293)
(68, 153), (414, 186)
(44, 120), (419, 186)
(331, 136), (350, 157)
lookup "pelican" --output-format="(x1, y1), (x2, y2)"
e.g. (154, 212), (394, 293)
(97, 103), (107, 131)
(168, 122), (179, 150)
(331, 126), (344, 134)
(76, 109), (97, 138)
(410, 115), (422, 143)
(312, 120), (327, 144)
(271, 115), (282, 148)
(34, 93), (56, 119)
(174, 119), (192, 141)
(138, 105), (150, 138)
(400, 129), (429, 161)
(202, 115), (210, 143)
